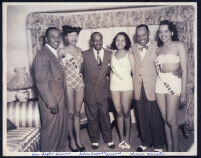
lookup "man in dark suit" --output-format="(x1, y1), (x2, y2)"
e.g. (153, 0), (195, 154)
(82, 32), (115, 150)
(33, 27), (68, 152)
(130, 24), (165, 152)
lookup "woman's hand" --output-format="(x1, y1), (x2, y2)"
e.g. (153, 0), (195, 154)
(111, 64), (123, 80)
(116, 74), (123, 80)
(179, 93), (187, 109)
(173, 68), (182, 78)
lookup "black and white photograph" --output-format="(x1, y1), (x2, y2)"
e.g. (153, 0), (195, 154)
(2, 2), (197, 156)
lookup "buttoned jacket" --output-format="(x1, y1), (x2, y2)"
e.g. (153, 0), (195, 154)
(33, 45), (66, 110)
(82, 48), (111, 104)
(130, 40), (158, 101)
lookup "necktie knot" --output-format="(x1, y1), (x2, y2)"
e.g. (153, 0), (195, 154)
(139, 46), (148, 51)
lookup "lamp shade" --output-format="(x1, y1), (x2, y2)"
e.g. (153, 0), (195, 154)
(7, 67), (33, 91)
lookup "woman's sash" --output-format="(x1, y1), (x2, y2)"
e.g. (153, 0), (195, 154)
(62, 53), (80, 74)
(154, 58), (175, 95)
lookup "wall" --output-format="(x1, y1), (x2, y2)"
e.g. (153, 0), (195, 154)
(7, 3), (151, 77)
(6, 3), (137, 80)
(5, 3), (159, 101)
(6, 3), (138, 101)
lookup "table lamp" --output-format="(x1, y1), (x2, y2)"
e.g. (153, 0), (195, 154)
(7, 67), (33, 102)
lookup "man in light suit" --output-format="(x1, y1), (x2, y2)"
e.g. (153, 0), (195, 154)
(82, 32), (115, 150)
(33, 27), (68, 152)
(130, 24), (165, 152)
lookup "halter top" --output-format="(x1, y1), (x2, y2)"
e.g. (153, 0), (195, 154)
(157, 54), (180, 64)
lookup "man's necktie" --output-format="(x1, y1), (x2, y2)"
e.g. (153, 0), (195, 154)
(139, 46), (148, 52)
(97, 51), (102, 69)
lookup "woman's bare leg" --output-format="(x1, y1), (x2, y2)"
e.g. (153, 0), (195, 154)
(121, 90), (133, 144)
(156, 93), (172, 151)
(66, 87), (77, 149)
(74, 87), (84, 147)
(166, 94), (180, 152)
(111, 91), (124, 142)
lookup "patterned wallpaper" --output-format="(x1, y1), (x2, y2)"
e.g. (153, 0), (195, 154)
(26, 5), (195, 133)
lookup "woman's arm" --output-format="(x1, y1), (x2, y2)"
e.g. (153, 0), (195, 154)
(178, 42), (187, 105)
(128, 51), (136, 98)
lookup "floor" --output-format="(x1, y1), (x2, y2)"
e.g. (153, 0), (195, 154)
(65, 122), (194, 154)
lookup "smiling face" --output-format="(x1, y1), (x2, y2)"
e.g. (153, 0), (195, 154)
(115, 34), (126, 50)
(65, 32), (79, 46)
(91, 33), (103, 51)
(46, 29), (61, 49)
(158, 24), (172, 44)
(136, 26), (149, 46)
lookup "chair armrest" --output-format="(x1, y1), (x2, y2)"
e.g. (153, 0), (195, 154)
(7, 100), (41, 128)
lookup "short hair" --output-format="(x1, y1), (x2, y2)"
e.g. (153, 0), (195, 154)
(136, 24), (150, 33)
(157, 20), (179, 47)
(90, 32), (103, 41)
(110, 32), (131, 50)
(62, 25), (82, 36)
(45, 27), (60, 37)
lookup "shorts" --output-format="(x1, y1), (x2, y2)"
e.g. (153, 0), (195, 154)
(155, 72), (181, 95)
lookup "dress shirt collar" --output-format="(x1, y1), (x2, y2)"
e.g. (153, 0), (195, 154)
(93, 48), (103, 54)
(93, 48), (104, 61)
(138, 41), (150, 60)
(46, 43), (58, 58)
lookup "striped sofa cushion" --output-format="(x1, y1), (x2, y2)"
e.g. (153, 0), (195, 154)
(7, 127), (40, 152)
(7, 101), (41, 128)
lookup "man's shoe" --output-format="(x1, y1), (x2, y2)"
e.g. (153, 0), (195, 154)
(136, 145), (147, 152)
(92, 142), (99, 150)
(154, 148), (163, 152)
(77, 145), (86, 152)
(107, 141), (115, 149)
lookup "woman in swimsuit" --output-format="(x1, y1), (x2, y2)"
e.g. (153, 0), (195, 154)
(155, 20), (187, 152)
(58, 25), (85, 152)
(110, 32), (135, 149)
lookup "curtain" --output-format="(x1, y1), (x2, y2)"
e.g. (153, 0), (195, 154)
(26, 5), (195, 133)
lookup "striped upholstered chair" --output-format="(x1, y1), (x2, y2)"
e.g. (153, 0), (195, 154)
(6, 100), (88, 152)
(6, 100), (41, 152)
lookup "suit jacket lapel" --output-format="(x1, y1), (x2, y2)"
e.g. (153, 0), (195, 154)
(135, 45), (143, 64)
(101, 49), (108, 70)
(97, 49), (109, 79)
(44, 46), (63, 76)
(89, 48), (99, 69)
(143, 42), (152, 62)
(90, 48), (108, 72)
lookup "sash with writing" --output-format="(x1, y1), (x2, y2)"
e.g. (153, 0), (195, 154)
(154, 58), (175, 95)
(63, 53), (80, 74)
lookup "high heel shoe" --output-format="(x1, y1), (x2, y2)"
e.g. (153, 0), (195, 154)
(77, 145), (86, 152)
(69, 145), (79, 152)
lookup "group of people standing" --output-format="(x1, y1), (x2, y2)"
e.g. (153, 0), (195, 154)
(33, 19), (187, 152)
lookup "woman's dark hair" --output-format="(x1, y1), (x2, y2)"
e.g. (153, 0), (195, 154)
(157, 20), (179, 47)
(62, 25), (82, 36)
(62, 25), (82, 45)
(110, 32), (131, 50)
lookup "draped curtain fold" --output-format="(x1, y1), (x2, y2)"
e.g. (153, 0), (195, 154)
(26, 5), (195, 133)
